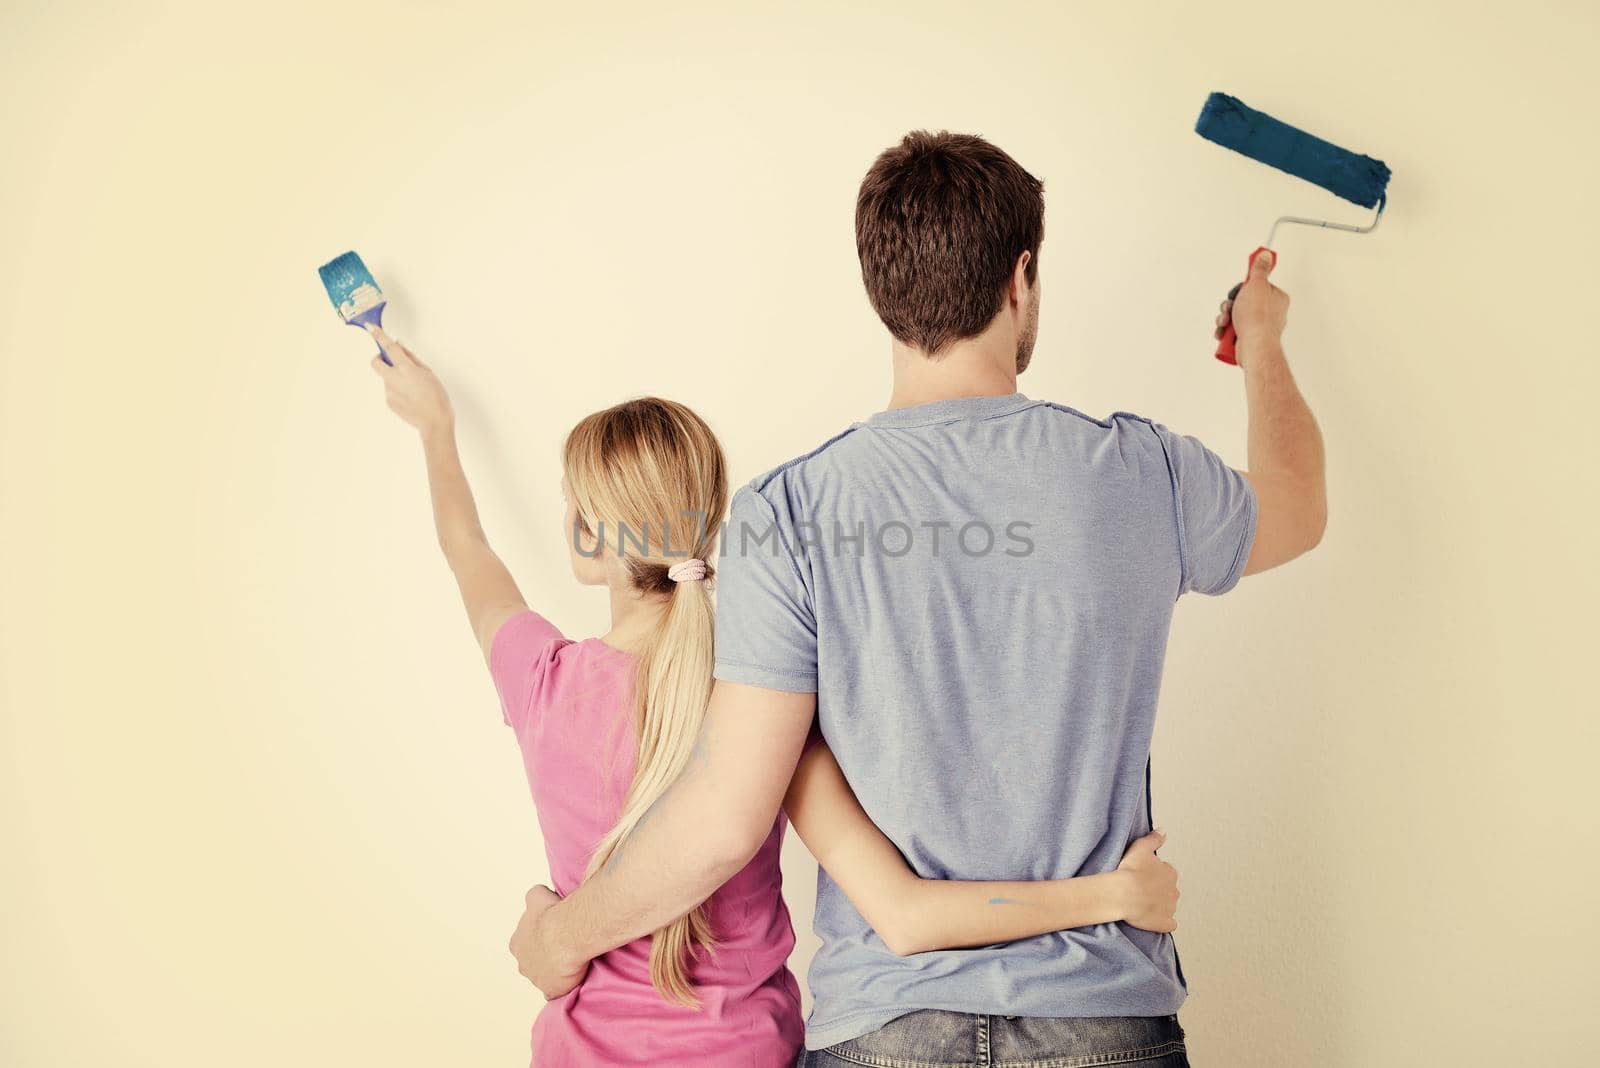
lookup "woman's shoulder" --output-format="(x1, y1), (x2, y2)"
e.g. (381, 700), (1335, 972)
(492, 613), (639, 673)
(490, 615), (636, 732)
(563, 635), (638, 671)
(489, 609), (568, 665)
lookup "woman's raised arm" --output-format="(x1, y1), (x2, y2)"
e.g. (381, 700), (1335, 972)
(369, 327), (528, 659)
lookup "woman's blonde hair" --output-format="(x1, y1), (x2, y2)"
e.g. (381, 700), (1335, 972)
(562, 397), (728, 1007)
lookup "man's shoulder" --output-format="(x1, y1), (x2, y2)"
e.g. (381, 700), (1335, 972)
(1034, 400), (1163, 434)
(731, 402), (1175, 515)
(739, 423), (867, 501)
(1034, 402), (1179, 458)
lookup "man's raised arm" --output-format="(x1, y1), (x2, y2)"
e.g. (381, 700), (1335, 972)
(1226, 249), (1328, 575)
(509, 680), (815, 997)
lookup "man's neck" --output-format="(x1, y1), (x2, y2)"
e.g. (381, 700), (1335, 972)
(886, 335), (1019, 410)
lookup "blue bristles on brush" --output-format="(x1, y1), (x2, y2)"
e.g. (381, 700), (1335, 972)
(317, 251), (391, 365)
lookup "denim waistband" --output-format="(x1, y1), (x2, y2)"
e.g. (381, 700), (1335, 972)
(817, 1009), (1188, 1067)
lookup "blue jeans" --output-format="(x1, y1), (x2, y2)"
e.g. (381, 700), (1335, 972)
(799, 1010), (1191, 1067)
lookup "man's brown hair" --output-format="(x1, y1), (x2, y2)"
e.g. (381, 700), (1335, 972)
(855, 130), (1044, 355)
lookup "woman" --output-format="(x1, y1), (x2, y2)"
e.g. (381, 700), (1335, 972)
(365, 327), (1179, 1067)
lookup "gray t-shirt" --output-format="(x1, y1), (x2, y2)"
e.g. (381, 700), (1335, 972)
(712, 392), (1257, 1050)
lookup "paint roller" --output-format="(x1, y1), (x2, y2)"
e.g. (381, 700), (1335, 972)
(1195, 93), (1392, 364)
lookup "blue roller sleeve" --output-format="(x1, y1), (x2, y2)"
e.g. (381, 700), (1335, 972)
(1195, 92), (1391, 208)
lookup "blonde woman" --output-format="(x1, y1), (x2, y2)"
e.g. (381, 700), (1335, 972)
(366, 328), (1179, 1068)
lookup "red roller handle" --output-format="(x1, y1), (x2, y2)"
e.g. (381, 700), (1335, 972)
(1214, 246), (1276, 365)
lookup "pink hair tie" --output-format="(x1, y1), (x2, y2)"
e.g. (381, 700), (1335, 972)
(666, 558), (708, 583)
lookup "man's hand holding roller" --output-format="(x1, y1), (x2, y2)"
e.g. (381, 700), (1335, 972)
(1215, 248), (1290, 365)
(1215, 249), (1328, 576)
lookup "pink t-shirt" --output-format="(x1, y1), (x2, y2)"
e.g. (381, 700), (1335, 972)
(490, 610), (803, 1068)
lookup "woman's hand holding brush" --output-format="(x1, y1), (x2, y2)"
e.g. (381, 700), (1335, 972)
(368, 327), (455, 440)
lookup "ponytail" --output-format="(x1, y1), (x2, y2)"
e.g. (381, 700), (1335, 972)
(583, 560), (718, 1005)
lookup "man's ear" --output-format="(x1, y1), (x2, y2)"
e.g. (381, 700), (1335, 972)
(1010, 250), (1032, 308)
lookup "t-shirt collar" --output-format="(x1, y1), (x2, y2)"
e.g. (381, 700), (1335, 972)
(864, 391), (1037, 429)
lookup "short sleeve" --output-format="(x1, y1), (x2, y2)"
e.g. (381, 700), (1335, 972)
(488, 610), (566, 732)
(713, 485), (819, 692)
(1150, 422), (1259, 596)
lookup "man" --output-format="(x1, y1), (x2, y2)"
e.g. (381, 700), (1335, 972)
(512, 130), (1324, 1065)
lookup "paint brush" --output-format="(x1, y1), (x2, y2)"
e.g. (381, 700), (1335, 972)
(317, 251), (392, 365)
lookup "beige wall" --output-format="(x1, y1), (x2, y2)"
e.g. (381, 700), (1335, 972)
(2, 2), (1595, 1064)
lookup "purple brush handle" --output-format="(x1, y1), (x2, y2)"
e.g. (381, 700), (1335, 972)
(346, 302), (392, 365)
